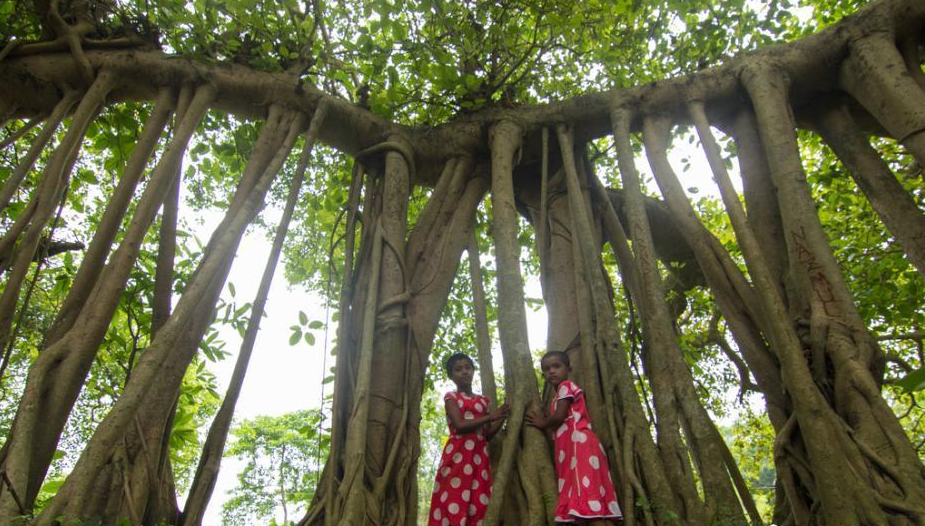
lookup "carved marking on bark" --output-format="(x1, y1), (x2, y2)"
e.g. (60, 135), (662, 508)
(790, 227), (838, 316)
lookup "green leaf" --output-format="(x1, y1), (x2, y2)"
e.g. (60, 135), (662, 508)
(898, 367), (925, 393)
(299, 311), (308, 325)
(304, 332), (315, 346)
(289, 330), (301, 346)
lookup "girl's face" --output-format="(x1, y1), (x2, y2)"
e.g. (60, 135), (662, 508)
(449, 359), (474, 389)
(540, 355), (569, 386)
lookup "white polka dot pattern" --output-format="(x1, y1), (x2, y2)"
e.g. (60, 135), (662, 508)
(428, 390), (493, 526)
(547, 380), (622, 522)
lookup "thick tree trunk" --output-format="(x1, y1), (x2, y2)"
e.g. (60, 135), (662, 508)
(306, 149), (489, 526)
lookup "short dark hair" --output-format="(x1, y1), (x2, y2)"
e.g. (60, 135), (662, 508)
(445, 353), (475, 374)
(540, 350), (570, 367)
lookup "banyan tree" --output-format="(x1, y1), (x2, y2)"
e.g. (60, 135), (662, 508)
(1, 0), (924, 524)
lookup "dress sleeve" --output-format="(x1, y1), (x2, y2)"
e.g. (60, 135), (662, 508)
(444, 391), (460, 407)
(555, 381), (577, 402)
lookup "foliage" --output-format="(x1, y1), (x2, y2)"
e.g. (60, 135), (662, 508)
(221, 410), (327, 526)
(416, 392), (446, 526)
(724, 409), (777, 521)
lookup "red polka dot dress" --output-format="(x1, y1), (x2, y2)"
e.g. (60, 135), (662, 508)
(429, 391), (493, 526)
(551, 380), (622, 523)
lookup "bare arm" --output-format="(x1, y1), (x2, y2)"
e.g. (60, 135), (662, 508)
(446, 400), (508, 434)
(525, 397), (572, 430)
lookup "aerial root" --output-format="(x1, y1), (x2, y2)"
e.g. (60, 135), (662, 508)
(356, 140), (417, 182)
(46, 0), (97, 83)
(0, 114), (44, 151)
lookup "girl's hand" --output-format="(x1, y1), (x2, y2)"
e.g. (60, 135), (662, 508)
(524, 410), (545, 429)
(489, 403), (510, 421)
(485, 402), (510, 440)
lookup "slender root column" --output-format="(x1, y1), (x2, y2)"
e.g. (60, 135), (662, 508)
(0, 84), (214, 524)
(809, 103), (925, 281)
(181, 104), (328, 526)
(48, 87), (177, 344)
(0, 89), (81, 215)
(0, 69), (117, 360)
(742, 60), (925, 525)
(617, 107), (746, 525)
(483, 120), (555, 526)
(33, 98), (300, 526)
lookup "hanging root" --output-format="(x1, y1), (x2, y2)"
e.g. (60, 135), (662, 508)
(33, 92), (294, 526)
(183, 103), (328, 526)
(356, 140), (417, 183)
(48, 87), (176, 344)
(333, 219), (383, 526)
(810, 102), (925, 280)
(0, 114), (44, 151)
(0, 83), (212, 526)
(483, 119), (556, 526)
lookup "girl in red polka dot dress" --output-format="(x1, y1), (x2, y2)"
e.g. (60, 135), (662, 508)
(429, 353), (509, 526)
(526, 351), (622, 525)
